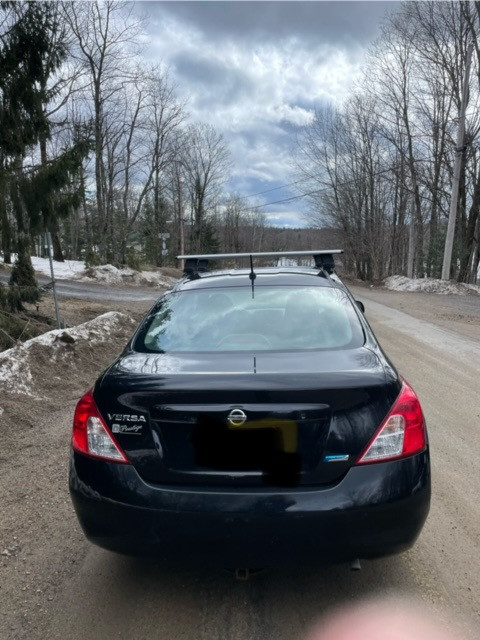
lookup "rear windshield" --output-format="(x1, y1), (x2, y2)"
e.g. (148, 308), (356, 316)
(135, 285), (364, 353)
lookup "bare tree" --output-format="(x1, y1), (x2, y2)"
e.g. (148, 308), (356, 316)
(146, 69), (185, 265)
(182, 123), (231, 252)
(63, 0), (143, 261)
(219, 193), (267, 253)
(295, 0), (480, 284)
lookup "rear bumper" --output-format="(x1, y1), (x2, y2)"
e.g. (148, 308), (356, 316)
(69, 451), (430, 566)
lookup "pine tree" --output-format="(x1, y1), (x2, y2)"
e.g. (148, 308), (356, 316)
(0, 168), (12, 263)
(0, 2), (89, 309)
(200, 219), (220, 254)
(0, 2), (53, 306)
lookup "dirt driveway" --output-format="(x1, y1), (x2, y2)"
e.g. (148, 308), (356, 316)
(349, 282), (480, 342)
(1, 287), (479, 640)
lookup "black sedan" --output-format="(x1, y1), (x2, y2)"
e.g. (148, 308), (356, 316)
(69, 251), (430, 568)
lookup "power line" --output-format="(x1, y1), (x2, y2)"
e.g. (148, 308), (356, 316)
(244, 179), (306, 198)
(241, 147), (454, 205)
(241, 116), (479, 204)
(243, 192), (310, 211)
(242, 156), (436, 212)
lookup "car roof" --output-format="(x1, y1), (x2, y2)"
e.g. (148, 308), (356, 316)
(171, 267), (347, 292)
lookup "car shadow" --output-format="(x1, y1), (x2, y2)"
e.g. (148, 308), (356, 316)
(51, 549), (423, 640)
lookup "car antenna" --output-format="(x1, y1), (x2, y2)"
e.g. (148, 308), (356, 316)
(249, 254), (256, 299)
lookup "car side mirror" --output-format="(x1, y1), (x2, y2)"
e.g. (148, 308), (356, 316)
(355, 300), (365, 314)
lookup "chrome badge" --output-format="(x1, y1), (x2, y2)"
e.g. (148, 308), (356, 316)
(227, 408), (247, 426)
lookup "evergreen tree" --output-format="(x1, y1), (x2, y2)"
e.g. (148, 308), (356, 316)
(0, 168), (11, 263)
(0, 2), (50, 305)
(0, 2), (89, 309)
(200, 218), (220, 255)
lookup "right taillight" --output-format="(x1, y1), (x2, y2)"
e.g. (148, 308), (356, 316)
(357, 379), (427, 465)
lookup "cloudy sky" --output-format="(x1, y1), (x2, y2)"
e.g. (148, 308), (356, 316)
(138, 1), (397, 227)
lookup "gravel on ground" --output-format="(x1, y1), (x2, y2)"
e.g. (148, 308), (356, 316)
(1, 285), (479, 640)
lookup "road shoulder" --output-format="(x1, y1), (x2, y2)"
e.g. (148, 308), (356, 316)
(349, 284), (480, 343)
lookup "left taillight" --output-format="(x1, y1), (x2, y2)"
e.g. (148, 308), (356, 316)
(357, 379), (427, 465)
(72, 389), (129, 464)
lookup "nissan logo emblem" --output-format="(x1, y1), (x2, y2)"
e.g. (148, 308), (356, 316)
(227, 408), (247, 426)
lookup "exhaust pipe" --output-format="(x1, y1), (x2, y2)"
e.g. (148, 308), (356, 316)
(235, 568), (251, 581)
(350, 558), (361, 571)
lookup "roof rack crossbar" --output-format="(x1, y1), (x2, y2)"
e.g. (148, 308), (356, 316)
(178, 250), (342, 261)
(177, 249), (343, 277)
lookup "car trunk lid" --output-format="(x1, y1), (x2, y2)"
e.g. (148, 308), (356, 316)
(95, 348), (399, 487)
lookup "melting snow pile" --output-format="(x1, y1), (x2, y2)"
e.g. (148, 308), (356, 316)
(0, 312), (136, 398)
(19, 256), (85, 279)
(81, 264), (177, 287)
(2, 256), (178, 287)
(384, 275), (480, 296)
(1, 255), (83, 278)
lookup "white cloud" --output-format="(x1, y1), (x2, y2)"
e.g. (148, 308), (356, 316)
(141, 7), (369, 224)
(275, 104), (315, 127)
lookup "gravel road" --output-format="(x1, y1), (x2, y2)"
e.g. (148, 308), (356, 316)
(1, 287), (479, 640)
(350, 283), (480, 342)
(0, 272), (160, 303)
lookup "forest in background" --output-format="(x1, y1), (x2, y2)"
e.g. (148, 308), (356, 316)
(1, 1), (479, 320)
(295, 1), (480, 284)
(0, 1), (273, 312)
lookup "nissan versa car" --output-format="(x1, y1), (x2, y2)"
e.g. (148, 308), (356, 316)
(69, 250), (430, 569)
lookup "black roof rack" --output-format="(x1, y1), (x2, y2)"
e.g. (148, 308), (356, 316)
(178, 250), (343, 278)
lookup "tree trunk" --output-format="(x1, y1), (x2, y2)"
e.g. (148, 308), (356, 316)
(50, 224), (65, 262)
(154, 167), (161, 267)
(407, 218), (415, 279)
(0, 188), (11, 264)
(458, 165), (480, 281)
(80, 166), (90, 250)
(94, 82), (107, 261)
(40, 135), (65, 262)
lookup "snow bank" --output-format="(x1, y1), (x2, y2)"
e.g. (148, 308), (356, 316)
(80, 264), (177, 288)
(1, 255), (85, 279)
(0, 312), (136, 397)
(384, 275), (480, 296)
(31, 256), (85, 279)
(1, 256), (179, 288)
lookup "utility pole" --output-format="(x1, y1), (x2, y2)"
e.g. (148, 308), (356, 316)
(407, 216), (415, 279)
(178, 173), (185, 271)
(442, 42), (473, 281)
